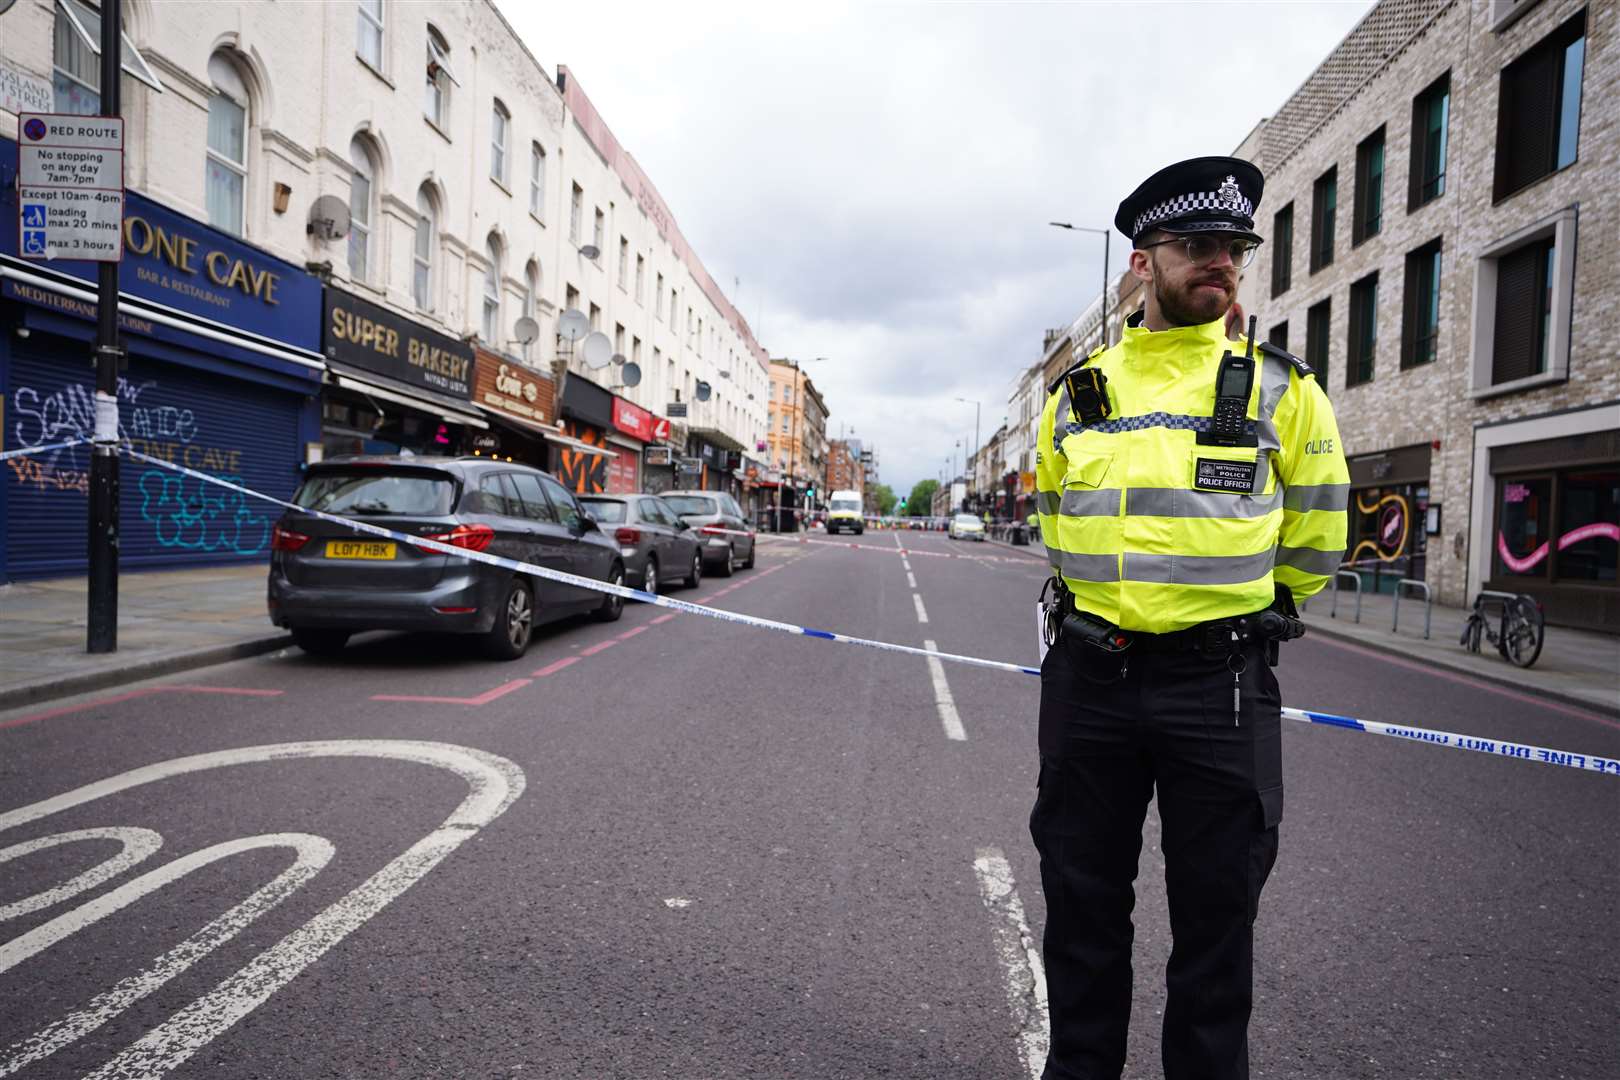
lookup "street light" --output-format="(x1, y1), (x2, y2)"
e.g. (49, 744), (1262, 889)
(955, 396), (980, 506)
(1050, 221), (1111, 349)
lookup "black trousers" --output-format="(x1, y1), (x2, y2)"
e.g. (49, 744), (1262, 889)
(1031, 632), (1283, 1080)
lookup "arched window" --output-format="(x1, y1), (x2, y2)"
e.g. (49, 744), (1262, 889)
(52, 0), (164, 115)
(529, 142), (546, 218)
(424, 25), (454, 129)
(523, 259), (541, 363)
(490, 99), (510, 185)
(205, 51), (250, 235)
(482, 236), (503, 344)
(413, 185), (437, 311)
(347, 136), (376, 283)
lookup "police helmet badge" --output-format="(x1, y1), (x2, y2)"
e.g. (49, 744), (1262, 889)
(1218, 175), (1243, 213)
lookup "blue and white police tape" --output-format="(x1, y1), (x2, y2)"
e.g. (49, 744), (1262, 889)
(122, 448), (1044, 679)
(86, 446), (1620, 780)
(0, 439), (83, 462)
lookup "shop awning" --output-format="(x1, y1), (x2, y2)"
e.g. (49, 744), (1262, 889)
(686, 425), (747, 453)
(331, 372), (488, 429)
(477, 406), (617, 458)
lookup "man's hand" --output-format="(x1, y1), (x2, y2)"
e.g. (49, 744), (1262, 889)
(1225, 301), (1246, 342)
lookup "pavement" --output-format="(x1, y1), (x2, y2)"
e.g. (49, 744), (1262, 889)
(2, 529), (1616, 1080)
(0, 562), (288, 710)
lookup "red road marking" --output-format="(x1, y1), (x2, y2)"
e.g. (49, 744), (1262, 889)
(616, 626), (649, 641)
(371, 678), (531, 706)
(1, 685), (286, 731)
(650, 613), (677, 625)
(532, 656), (581, 677)
(580, 640), (618, 657)
(1310, 634), (1620, 730)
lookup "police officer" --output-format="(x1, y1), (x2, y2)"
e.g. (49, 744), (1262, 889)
(1031, 157), (1349, 1079)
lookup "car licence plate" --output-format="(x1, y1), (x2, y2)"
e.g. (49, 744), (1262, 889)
(326, 540), (396, 560)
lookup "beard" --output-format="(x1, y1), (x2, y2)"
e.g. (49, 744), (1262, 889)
(1153, 266), (1235, 327)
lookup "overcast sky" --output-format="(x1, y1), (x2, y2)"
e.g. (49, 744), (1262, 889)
(500, 0), (1376, 498)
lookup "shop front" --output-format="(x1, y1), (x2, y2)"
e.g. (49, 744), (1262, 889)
(555, 376), (622, 493)
(0, 143), (323, 580)
(1479, 421), (1617, 634)
(608, 395), (671, 495)
(469, 347), (556, 467)
(1345, 442), (1433, 593)
(320, 288), (484, 458)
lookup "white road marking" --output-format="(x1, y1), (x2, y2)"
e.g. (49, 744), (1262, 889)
(0, 740), (525, 1080)
(0, 834), (333, 1078)
(913, 593), (930, 624)
(922, 639), (966, 741)
(973, 847), (1049, 1079)
(663, 897), (692, 909)
(906, 571), (917, 589)
(0, 827), (163, 920)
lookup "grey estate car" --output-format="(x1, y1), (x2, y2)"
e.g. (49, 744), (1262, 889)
(659, 490), (756, 575)
(579, 493), (704, 594)
(268, 456), (625, 660)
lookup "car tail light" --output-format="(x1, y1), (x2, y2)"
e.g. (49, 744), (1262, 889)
(271, 524), (310, 552)
(615, 526), (643, 546)
(420, 523), (495, 553)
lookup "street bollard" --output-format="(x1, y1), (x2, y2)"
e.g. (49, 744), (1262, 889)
(1392, 578), (1432, 640)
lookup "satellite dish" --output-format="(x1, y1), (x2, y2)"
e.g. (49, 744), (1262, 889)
(307, 195), (351, 241)
(513, 316), (540, 345)
(581, 331), (612, 370)
(611, 352), (627, 366)
(579, 243), (601, 260)
(695, 380), (712, 402)
(620, 361), (642, 387)
(557, 309), (589, 342)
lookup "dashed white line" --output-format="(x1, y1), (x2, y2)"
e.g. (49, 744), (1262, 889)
(973, 847), (1049, 1079)
(906, 571), (917, 589)
(922, 638), (966, 740)
(912, 593), (930, 623)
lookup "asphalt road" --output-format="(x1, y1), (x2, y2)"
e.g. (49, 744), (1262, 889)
(2, 530), (1616, 1079)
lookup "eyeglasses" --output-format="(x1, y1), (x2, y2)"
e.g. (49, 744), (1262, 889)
(1140, 235), (1260, 269)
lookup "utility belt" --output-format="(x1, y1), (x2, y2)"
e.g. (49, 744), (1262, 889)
(1039, 579), (1305, 667)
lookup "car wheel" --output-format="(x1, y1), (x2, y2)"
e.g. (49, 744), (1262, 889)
(483, 577), (534, 660)
(592, 564), (626, 622)
(291, 627), (349, 657)
(643, 557), (660, 595)
(714, 543), (735, 577)
(740, 542), (755, 570)
(684, 549), (703, 587)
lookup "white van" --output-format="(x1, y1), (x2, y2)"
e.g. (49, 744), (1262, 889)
(826, 489), (864, 535)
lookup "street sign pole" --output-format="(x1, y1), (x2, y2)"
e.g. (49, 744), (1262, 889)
(87, 0), (125, 652)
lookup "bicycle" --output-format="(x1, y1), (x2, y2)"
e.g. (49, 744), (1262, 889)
(1460, 590), (1545, 668)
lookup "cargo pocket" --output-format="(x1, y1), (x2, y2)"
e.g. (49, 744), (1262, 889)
(1247, 786), (1283, 923)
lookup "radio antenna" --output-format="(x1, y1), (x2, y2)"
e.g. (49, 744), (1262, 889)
(1244, 315), (1258, 360)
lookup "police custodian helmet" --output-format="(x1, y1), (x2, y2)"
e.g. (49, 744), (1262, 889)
(1114, 156), (1265, 245)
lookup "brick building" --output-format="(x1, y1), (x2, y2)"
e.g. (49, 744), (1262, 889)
(1236, 0), (1618, 632)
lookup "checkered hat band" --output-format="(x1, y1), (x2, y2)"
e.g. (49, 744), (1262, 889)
(1134, 189), (1255, 237)
(1063, 411), (1258, 438)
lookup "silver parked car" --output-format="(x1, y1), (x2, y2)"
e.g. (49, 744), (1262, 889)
(579, 493), (704, 593)
(659, 490), (756, 576)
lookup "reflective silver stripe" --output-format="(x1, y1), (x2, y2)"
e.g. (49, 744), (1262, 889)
(1059, 487), (1121, 517)
(1047, 546), (1121, 582)
(1051, 386), (1072, 453)
(1255, 419), (1280, 453)
(1037, 490), (1062, 515)
(1275, 545), (1344, 576)
(1260, 353), (1292, 419)
(1283, 483), (1349, 513)
(1127, 487), (1282, 519)
(1122, 548), (1275, 585)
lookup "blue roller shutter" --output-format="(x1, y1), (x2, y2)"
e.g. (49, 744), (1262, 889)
(5, 341), (305, 577)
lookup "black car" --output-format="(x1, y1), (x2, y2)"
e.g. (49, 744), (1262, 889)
(268, 456), (625, 659)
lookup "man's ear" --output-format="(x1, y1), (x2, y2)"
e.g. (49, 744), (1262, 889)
(1129, 248), (1155, 285)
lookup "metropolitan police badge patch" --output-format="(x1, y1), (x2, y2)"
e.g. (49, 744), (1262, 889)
(1194, 457), (1258, 493)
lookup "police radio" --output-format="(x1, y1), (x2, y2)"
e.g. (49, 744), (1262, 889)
(1197, 316), (1259, 448)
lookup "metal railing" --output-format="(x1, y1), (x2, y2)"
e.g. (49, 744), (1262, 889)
(1392, 577), (1432, 639)
(1329, 569), (1363, 622)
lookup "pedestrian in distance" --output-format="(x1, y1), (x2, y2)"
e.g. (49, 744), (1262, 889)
(1031, 156), (1350, 1079)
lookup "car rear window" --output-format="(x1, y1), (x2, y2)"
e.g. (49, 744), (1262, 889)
(580, 498), (627, 524)
(296, 471), (455, 515)
(662, 495), (718, 516)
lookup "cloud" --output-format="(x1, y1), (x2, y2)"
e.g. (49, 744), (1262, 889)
(502, 0), (1376, 494)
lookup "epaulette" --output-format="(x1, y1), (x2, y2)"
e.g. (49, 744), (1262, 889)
(1258, 340), (1313, 378)
(1047, 344), (1106, 395)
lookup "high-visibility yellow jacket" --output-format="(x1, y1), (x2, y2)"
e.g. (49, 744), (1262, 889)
(1035, 314), (1348, 633)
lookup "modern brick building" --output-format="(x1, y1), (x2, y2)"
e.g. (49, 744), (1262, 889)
(1235, 0), (1618, 632)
